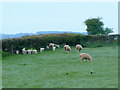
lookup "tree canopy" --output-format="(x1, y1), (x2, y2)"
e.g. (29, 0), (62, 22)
(84, 17), (113, 35)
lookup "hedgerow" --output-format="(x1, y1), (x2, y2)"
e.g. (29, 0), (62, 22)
(2, 33), (118, 54)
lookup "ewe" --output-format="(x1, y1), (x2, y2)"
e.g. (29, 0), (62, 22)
(64, 45), (71, 52)
(49, 43), (54, 49)
(80, 53), (92, 62)
(76, 44), (83, 52)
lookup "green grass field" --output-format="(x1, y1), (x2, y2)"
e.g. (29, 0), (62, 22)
(2, 46), (118, 88)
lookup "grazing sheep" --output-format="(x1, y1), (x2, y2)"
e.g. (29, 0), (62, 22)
(40, 48), (45, 52)
(76, 44), (83, 52)
(80, 53), (92, 62)
(22, 48), (27, 54)
(49, 43), (54, 49)
(16, 50), (19, 54)
(55, 45), (60, 48)
(64, 45), (68, 51)
(27, 49), (32, 54)
(46, 46), (49, 49)
(32, 50), (38, 54)
(64, 45), (71, 52)
(53, 47), (56, 51)
(5, 48), (7, 51)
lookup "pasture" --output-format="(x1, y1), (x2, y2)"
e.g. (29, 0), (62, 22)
(2, 46), (118, 88)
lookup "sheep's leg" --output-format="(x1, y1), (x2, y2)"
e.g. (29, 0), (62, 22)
(80, 58), (83, 62)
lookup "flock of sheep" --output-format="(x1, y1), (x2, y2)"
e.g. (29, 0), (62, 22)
(16, 43), (92, 62)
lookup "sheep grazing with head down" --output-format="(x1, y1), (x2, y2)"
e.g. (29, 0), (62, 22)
(64, 45), (71, 52)
(49, 43), (55, 49)
(76, 44), (83, 52)
(80, 53), (92, 62)
(40, 48), (45, 52)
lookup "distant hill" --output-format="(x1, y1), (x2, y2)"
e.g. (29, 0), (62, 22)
(1, 31), (88, 39)
(1, 33), (34, 39)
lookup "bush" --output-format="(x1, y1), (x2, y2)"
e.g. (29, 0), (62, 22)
(2, 33), (119, 53)
(2, 51), (11, 57)
(86, 43), (104, 48)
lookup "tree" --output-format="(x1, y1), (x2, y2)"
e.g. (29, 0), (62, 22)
(103, 28), (113, 35)
(84, 17), (113, 35)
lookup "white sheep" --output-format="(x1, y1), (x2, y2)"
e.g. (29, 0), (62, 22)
(49, 43), (54, 49)
(53, 47), (56, 51)
(16, 50), (19, 54)
(32, 50), (38, 54)
(76, 44), (83, 52)
(40, 48), (45, 52)
(27, 49), (32, 54)
(22, 48), (27, 54)
(56, 45), (60, 48)
(80, 53), (92, 62)
(46, 46), (49, 49)
(5, 48), (7, 51)
(64, 45), (68, 50)
(64, 45), (71, 52)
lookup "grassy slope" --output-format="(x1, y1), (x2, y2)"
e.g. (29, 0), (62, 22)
(2, 46), (118, 88)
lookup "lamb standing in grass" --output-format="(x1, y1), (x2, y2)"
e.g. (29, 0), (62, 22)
(80, 53), (92, 62)
(40, 48), (45, 52)
(76, 44), (83, 52)
(64, 45), (71, 52)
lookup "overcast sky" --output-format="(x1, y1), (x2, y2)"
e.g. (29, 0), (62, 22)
(1, 2), (118, 34)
